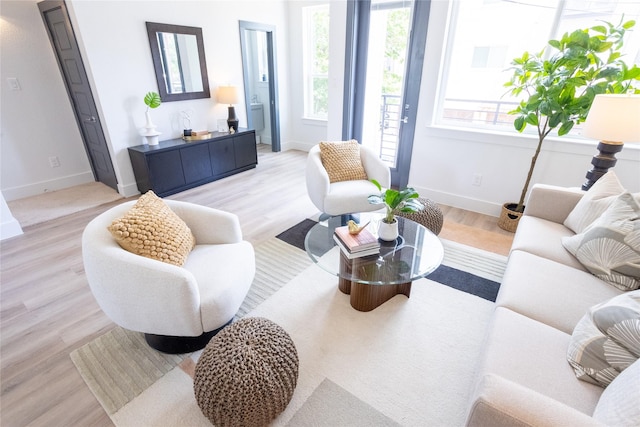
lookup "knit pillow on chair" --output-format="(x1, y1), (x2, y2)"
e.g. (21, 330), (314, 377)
(108, 190), (195, 266)
(319, 140), (368, 183)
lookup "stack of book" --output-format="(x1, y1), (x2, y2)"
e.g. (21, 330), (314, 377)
(333, 225), (380, 259)
(182, 130), (213, 141)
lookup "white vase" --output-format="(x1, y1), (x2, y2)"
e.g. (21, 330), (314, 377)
(140, 111), (161, 145)
(378, 218), (399, 241)
(145, 110), (155, 128)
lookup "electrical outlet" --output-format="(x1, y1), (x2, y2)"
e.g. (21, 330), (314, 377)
(49, 156), (60, 168)
(472, 173), (482, 186)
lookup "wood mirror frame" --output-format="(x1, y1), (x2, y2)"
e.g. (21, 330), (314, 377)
(146, 22), (211, 102)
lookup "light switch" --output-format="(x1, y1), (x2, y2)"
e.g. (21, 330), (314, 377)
(7, 78), (21, 91)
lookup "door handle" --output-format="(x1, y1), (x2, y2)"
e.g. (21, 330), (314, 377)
(401, 116), (408, 124)
(84, 116), (97, 123)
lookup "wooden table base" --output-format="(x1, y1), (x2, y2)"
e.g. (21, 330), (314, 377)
(339, 278), (412, 311)
(337, 250), (413, 311)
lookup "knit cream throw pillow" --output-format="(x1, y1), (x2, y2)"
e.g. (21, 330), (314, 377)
(108, 191), (195, 266)
(319, 140), (368, 183)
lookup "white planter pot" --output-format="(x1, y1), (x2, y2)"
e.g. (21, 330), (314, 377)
(378, 219), (399, 241)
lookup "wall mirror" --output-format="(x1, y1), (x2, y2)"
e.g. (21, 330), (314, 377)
(146, 22), (210, 102)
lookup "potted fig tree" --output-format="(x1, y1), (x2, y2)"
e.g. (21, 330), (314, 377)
(368, 179), (424, 241)
(499, 19), (640, 232)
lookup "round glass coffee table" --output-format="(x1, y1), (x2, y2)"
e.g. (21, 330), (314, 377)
(304, 213), (444, 311)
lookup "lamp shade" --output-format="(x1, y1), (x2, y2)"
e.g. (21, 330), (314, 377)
(582, 94), (640, 143)
(217, 86), (239, 105)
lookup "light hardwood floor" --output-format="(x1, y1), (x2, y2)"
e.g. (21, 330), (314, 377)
(0, 146), (513, 426)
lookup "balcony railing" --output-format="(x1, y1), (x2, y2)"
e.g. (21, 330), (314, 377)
(442, 98), (519, 127)
(379, 94), (402, 164)
(376, 96), (520, 164)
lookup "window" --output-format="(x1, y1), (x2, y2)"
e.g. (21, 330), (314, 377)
(303, 4), (330, 120)
(437, 0), (640, 133)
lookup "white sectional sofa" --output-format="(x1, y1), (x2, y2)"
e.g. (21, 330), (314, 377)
(465, 179), (639, 427)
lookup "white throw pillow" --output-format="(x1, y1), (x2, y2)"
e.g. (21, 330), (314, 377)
(593, 358), (640, 426)
(562, 192), (640, 291)
(564, 171), (625, 234)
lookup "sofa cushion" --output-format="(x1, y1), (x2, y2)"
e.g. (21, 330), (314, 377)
(479, 308), (603, 414)
(564, 171), (625, 234)
(511, 216), (586, 271)
(319, 140), (368, 183)
(567, 291), (640, 388)
(496, 250), (622, 334)
(593, 358), (640, 426)
(108, 191), (196, 266)
(562, 192), (640, 291)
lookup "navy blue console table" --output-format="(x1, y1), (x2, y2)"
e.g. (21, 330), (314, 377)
(128, 129), (257, 197)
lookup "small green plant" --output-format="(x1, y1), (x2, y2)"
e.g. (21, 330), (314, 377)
(143, 91), (162, 111)
(504, 19), (640, 213)
(368, 179), (423, 224)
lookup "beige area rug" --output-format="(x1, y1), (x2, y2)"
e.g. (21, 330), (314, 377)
(7, 182), (122, 227)
(72, 239), (506, 426)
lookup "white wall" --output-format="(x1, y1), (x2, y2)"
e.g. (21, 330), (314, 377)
(285, 0), (332, 150)
(67, 0), (291, 197)
(1, 1), (93, 201)
(1, 0), (291, 200)
(326, 1), (347, 141)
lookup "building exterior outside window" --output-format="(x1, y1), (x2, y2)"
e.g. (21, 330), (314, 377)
(303, 4), (330, 120)
(436, 0), (640, 135)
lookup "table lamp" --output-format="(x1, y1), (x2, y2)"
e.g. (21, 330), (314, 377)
(217, 86), (239, 132)
(581, 93), (640, 190)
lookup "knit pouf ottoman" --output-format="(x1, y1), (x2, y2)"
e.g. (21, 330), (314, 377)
(193, 317), (298, 427)
(397, 197), (443, 235)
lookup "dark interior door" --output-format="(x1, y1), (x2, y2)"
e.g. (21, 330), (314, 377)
(38, 0), (118, 191)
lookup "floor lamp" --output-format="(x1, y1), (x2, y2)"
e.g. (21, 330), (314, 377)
(581, 94), (640, 191)
(217, 86), (239, 132)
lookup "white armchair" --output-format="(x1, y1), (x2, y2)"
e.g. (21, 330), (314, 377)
(306, 143), (391, 216)
(82, 199), (255, 353)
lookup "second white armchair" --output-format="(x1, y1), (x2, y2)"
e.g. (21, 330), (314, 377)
(306, 141), (391, 217)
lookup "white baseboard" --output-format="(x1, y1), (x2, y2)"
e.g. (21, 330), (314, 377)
(415, 187), (503, 218)
(119, 182), (141, 198)
(2, 172), (95, 201)
(284, 141), (314, 152)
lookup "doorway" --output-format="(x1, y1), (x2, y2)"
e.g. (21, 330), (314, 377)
(38, 0), (118, 191)
(344, 0), (431, 188)
(239, 21), (281, 152)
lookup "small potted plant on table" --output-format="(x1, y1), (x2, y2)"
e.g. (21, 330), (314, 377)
(368, 179), (424, 241)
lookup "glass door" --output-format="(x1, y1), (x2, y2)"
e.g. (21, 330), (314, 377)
(345, 0), (430, 188)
